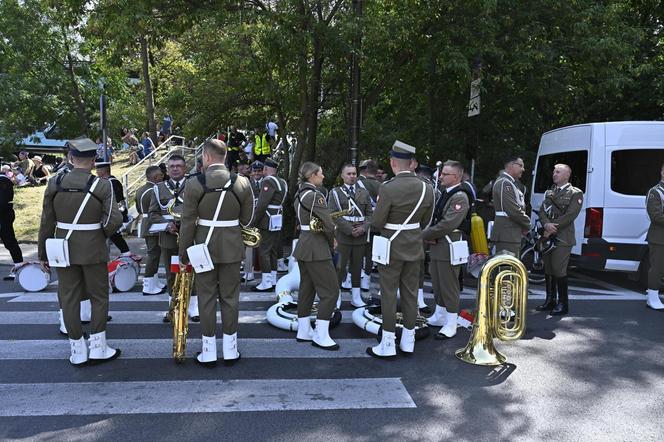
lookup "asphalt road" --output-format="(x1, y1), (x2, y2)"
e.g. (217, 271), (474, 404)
(0, 260), (662, 442)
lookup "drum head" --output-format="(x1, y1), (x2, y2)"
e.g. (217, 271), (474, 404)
(17, 264), (50, 292)
(113, 264), (137, 292)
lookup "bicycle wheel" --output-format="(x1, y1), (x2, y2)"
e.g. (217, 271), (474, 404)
(520, 246), (546, 285)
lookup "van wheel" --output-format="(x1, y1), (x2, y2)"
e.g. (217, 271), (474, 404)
(520, 246), (546, 285)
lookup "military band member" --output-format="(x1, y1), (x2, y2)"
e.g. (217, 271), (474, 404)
(423, 161), (470, 338)
(490, 155), (531, 256)
(136, 165), (166, 295)
(645, 163), (664, 310)
(242, 161), (264, 282)
(95, 162), (133, 256)
(368, 141), (434, 358)
(149, 154), (200, 321)
(358, 159), (381, 291)
(37, 137), (123, 366)
(293, 162), (340, 350)
(179, 140), (255, 365)
(536, 164), (583, 315)
(252, 158), (287, 291)
(415, 164), (441, 313)
(330, 164), (372, 308)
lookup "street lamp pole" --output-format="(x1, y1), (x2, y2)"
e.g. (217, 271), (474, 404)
(349, 0), (363, 166)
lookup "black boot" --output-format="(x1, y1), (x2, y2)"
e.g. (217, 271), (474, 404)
(551, 276), (569, 315)
(536, 275), (557, 311)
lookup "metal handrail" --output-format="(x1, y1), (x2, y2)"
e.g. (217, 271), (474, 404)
(121, 135), (184, 187)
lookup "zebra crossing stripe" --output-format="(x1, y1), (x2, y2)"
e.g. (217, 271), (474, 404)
(7, 292), (277, 303)
(0, 378), (416, 416)
(0, 338), (374, 359)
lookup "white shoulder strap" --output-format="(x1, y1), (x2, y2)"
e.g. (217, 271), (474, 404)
(204, 179), (233, 246)
(297, 190), (314, 224)
(389, 181), (426, 241)
(65, 178), (100, 241)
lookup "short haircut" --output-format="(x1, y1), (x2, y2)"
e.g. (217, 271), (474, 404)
(504, 155), (523, 167)
(203, 139), (227, 158)
(168, 154), (186, 164)
(444, 160), (464, 175)
(554, 163), (572, 174)
(363, 160), (378, 174)
(341, 163), (356, 174)
(145, 165), (161, 178)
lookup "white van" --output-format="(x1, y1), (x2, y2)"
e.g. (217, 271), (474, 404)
(530, 121), (664, 284)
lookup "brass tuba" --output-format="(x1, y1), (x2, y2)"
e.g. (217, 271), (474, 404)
(310, 210), (350, 232)
(241, 226), (262, 248)
(170, 266), (194, 363)
(455, 253), (528, 366)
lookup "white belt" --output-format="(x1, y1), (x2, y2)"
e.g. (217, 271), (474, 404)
(197, 219), (239, 227)
(163, 215), (175, 220)
(267, 204), (282, 210)
(384, 222), (419, 231)
(300, 225), (311, 231)
(343, 216), (365, 222)
(495, 211), (508, 217)
(56, 222), (102, 231)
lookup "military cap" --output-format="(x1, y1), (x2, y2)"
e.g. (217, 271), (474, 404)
(390, 140), (416, 159)
(251, 161), (264, 170)
(67, 137), (99, 158)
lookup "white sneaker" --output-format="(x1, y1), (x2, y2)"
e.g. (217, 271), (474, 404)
(241, 272), (255, 282)
(88, 331), (121, 363)
(253, 273), (274, 291)
(154, 275), (167, 290)
(312, 319), (339, 350)
(400, 327), (415, 354)
(223, 333), (241, 365)
(296, 317), (314, 342)
(59, 309), (68, 336)
(80, 299), (92, 322)
(647, 289), (664, 310)
(367, 330), (396, 358)
(437, 312), (458, 339)
(142, 276), (162, 295)
(361, 272), (371, 291)
(427, 305), (448, 327)
(196, 335), (217, 365)
(351, 288), (366, 308)
(69, 337), (88, 366)
(341, 274), (352, 290)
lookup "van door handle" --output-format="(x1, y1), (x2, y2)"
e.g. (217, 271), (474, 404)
(587, 167), (594, 173)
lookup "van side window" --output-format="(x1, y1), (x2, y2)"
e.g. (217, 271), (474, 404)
(611, 150), (664, 195)
(534, 150), (588, 193)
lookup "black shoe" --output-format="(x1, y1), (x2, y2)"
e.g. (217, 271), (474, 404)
(252, 285), (273, 292)
(190, 316), (200, 323)
(195, 353), (217, 367)
(550, 276), (569, 316)
(3, 274), (15, 281)
(536, 275), (557, 311)
(89, 349), (121, 365)
(163, 313), (171, 323)
(223, 353), (241, 366)
(550, 302), (568, 316)
(365, 347), (396, 359)
(535, 300), (556, 311)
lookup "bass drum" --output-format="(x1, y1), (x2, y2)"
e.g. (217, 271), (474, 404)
(108, 257), (139, 292)
(266, 301), (342, 332)
(15, 262), (51, 292)
(352, 305), (430, 341)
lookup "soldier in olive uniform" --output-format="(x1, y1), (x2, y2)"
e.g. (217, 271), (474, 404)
(148, 154), (199, 321)
(423, 161), (471, 338)
(645, 163), (664, 310)
(368, 141), (434, 359)
(536, 164), (583, 315)
(242, 161), (264, 282)
(330, 164), (373, 308)
(293, 161), (340, 350)
(415, 164), (441, 313)
(38, 137), (123, 366)
(252, 158), (288, 291)
(136, 165), (166, 295)
(490, 155), (531, 256)
(358, 159), (380, 292)
(179, 139), (255, 365)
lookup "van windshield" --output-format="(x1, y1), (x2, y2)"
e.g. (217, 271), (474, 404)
(611, 149), (664, 195)
(534, 150), (588, 193)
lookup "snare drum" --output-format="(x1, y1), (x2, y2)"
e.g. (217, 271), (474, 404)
(15, 262), (51, 292)
(108, 257), (139, 292)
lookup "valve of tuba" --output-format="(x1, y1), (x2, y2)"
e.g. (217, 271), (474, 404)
(242, 227), (261, 248)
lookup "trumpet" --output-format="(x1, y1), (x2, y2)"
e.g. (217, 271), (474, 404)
(242, 227), (261, 248)
(310, 209), (350, 232)
(455, 253), (528, 366)
(170, 266), (194, 363)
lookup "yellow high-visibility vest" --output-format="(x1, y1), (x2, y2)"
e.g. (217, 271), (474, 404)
(254, 134), (270, 155)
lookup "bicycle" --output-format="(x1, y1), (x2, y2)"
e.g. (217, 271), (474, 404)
(520, 217), (546, 285)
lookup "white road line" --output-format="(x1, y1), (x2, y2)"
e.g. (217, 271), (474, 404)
(0, 378), (415, 416)
(7, 292), (277, 303)
(0, 338), (374, 360)
(0, 310), (356, 325)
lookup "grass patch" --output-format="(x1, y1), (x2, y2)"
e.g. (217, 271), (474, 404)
(14, 151), (134, 243)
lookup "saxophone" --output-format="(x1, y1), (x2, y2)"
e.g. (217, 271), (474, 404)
(310, 210), (351, 232)
(170, 265), (194, 363)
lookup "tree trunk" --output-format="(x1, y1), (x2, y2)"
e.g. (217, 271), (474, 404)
(62, 27), (87, 134)
(140, 34), (158, 143)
